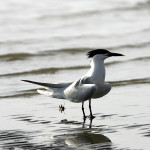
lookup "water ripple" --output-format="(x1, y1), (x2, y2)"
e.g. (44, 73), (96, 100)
(110, 77), (150, 86)
(0, 130), (40, 149)
(13, 115), (51, 125)
(0, 66), (88, 77)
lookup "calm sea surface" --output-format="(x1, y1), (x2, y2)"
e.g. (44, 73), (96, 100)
(0, 0), (150, 149)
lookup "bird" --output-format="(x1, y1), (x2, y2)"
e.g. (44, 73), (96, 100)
(22, 49), (125, 120)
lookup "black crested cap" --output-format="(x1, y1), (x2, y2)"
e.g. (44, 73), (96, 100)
(87, 49), (110, 58)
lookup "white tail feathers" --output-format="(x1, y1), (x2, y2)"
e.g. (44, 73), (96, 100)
(37, 90), (53, 96)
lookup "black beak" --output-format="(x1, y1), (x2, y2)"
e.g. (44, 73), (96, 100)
(109, 52), (125, 57)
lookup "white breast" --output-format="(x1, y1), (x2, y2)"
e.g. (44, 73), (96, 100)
(85, 55), (112, 98)
(92, 83), (112, 98)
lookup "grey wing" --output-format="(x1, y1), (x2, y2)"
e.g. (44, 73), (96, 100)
(64, 77), (97, 103)
(22, 80), (72, 99)
(22, 80), (72, 89)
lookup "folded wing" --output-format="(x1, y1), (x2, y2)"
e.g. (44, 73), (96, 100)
(64, 77), (97, 103)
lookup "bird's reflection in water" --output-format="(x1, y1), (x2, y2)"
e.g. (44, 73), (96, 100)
(65, 132), (111, 148)
(82, 117), (93, 128)
(60, 119), (111, 149)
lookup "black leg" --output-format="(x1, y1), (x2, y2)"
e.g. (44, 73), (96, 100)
(89, 99), (95, 119)
(89, 118), (93, 128)
(82, 101), (86, 120)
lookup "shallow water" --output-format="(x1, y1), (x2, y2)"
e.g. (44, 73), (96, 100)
(0, 0), (150, 149)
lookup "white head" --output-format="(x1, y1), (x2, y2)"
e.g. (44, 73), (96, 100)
(87, 49), (125, 61)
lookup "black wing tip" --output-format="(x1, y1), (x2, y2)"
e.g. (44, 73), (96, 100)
(21, 80), (49, 87)
(21, 80), (34, 83)
(21, 80), (29, 82)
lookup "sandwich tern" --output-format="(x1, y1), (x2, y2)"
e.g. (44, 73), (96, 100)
(22, 49), (124, 119)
